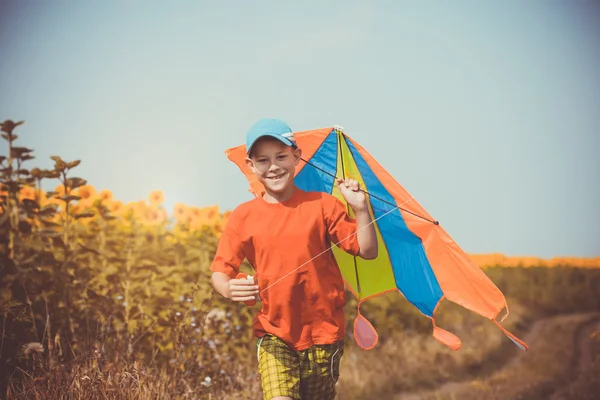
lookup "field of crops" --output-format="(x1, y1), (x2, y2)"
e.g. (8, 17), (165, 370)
(2, 119), (599, 399)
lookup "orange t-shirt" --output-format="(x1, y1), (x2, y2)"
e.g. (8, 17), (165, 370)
(210, 187), (360, 351)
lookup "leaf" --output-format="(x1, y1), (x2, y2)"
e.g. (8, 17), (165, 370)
(38, 204), (59, 217)
(67, 160), (81, 169)
(1, 120), (24, 134)
(30, 168), (42, 178)
(74, 211), (95, 219)
(40, 219), (61, 228)
(10, 147), (33, 158)
(51, 156), (67, 171)
(43, 170), (60, 179)
(66, 177), (87, 189)
(58, 194), (81, 202)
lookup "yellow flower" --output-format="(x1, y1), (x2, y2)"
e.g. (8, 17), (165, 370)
(189, 205), (220, 230)
(75, 185), (97, 209)
(144, 208), (167, 226)
(108, 200), (124, 213)
(173, 203), (190, 223)
(98, 189), (113, 204)
(76, 185), (96, 201)
(149, 190), (165, 207)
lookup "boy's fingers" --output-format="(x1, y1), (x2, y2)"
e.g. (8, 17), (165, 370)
(230, 280), (257, 288)
(336, 178), (360, 191)
(230, 288), (259, 296)
(230, 285), (259, 292)
(231, 285), (259, 291)
(232, 295), (257, 302)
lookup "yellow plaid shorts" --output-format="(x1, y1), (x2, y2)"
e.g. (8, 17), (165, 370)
(256, 334), (344, 400)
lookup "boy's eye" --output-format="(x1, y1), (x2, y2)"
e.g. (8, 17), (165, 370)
(278, 155), (287, 160)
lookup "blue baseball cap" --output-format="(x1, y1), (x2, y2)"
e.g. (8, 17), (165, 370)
(246, 118), (297, 155)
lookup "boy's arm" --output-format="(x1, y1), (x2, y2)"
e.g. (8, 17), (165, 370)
(335, 178), (378, 259)
(326, 180), (378, 260)
(353, 207), (378, 260)
(211, 272), (233, 299)
(209, 211), (259, 302)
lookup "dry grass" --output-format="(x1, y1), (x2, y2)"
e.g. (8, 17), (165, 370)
(5, 357), (262, 400)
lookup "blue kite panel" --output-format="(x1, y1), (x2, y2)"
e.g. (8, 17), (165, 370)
(344, 137), (443, 316)
(295, 130), (338, 194)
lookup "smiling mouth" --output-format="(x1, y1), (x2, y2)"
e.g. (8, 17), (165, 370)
(267, 173), (286, 181)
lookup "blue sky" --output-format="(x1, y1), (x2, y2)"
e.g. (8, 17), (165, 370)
(1, 1), (599, 258)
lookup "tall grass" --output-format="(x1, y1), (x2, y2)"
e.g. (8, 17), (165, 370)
(1, 119), (599, 399)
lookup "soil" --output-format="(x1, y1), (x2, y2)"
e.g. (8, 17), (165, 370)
(393, 312), (600, 400)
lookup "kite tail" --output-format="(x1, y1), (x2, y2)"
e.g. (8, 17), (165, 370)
(429, 300), (527, 352)
(353, 301), (379, 350)
(493, 319), (529, 351)
(430, 317), (462, 351)
(493, 303), (528, 351)
(427, 296), (462, 351)
(429, 317), (528, 352)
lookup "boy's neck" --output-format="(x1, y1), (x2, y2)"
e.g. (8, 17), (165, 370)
(262, 184), (297, 204)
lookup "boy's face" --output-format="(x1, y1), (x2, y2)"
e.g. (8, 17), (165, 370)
(245, 137), (302, 194)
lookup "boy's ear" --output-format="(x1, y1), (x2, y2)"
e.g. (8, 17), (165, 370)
(245, 156), (256, 173)
(293, 147), (302, 165)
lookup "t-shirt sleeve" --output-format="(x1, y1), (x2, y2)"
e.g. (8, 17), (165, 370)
(210, 209), (245, 279)
(325, 195), (361, 256)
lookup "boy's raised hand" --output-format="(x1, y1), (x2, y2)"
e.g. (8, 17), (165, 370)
(336, 178), (367, 212)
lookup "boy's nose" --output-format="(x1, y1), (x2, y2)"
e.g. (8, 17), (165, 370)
(268, 163), (280, 172)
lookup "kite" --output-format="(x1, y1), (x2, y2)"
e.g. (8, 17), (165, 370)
(224, 125), (528, 352)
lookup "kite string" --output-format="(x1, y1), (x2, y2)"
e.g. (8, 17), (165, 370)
(258, 196), (416, 295)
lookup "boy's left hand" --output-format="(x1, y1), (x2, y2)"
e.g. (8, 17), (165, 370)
(337, 178), (368, 212)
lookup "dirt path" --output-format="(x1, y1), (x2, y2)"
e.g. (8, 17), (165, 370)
(549, 315), (600, 400)
(394, 312), (600, 400)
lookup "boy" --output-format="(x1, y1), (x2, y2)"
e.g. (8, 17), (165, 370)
(210, 118), (378, 400)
